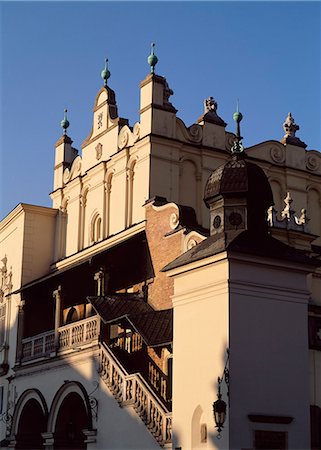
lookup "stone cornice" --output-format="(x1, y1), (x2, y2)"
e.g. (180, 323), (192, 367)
(1, 204), (58, 231)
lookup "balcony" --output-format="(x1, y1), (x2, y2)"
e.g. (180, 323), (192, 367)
(21, 315), (100, 362)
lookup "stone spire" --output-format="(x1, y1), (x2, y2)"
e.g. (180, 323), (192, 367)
(231, 101), (244, 154)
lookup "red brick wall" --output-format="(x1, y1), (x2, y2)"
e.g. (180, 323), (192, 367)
(145, 202), (184, 310)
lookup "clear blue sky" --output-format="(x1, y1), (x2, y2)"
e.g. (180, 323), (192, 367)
(1, 1), (320, 220)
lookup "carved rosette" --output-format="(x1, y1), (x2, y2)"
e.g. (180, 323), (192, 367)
(118, 123), (141, 150)
(187, 238), (197, 250)
(133, 123), (140, 141)
(306, 154), (320, 172)
(270, 146), (285, 164)
(63, 156), (82, 184)
(95, 143), (103, 160)
(188, 124), (203, 143)
(118, 127), (130, 149)
(169, 213), (179, 230)
(176, 119), (203, 144)
(63, 169), (70, 184)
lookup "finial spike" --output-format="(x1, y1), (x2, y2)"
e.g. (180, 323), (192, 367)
(60, 108), (70, 135)
(101, 57), (111, 86)
(231, 101), (244, 154)
(147, 42), (158, 74)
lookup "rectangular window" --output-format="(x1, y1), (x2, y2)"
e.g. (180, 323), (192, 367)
(254, 430), (287, 449)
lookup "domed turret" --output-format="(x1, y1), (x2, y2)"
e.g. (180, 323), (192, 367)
(204, 108), (274, 243)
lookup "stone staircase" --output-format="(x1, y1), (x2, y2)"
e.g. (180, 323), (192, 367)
(99, 342), (172, 447)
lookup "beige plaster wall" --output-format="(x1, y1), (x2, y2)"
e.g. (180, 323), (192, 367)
(170, 256), (229, 450)
(0, 204), (57, 441)
(229, 257), (311, 450)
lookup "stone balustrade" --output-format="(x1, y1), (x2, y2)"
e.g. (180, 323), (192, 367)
(58, 315), (99, 350)
(21, 330), (55, 360)
(99, 342), (172, 446)
(21, 315), (99, 361)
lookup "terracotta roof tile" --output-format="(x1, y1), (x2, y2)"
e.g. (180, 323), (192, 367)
(88, 294), (173, 347)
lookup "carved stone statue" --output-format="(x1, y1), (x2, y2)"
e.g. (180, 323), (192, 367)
(197, 96), (226, 127)
(204, 96), (218, 114)
(283, 112), (299, 138)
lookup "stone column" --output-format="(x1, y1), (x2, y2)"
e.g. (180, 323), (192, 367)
(53, 286), (62, 350)
(94, 269), (105, 297)
(83, 429), (97, 447)
(16, 299), (25, 364)
(42, 432), (54, 450)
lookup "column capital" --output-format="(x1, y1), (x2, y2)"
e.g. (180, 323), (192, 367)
(53, 285), (62, 299)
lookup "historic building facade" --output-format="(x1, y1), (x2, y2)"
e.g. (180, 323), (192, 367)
(0, 50), (320, 449)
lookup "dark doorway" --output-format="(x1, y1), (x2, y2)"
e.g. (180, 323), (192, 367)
(16, 399), (46, 449)
(54, 392), (89, 449)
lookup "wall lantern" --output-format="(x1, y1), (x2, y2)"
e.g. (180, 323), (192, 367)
(213, 377), (227, 438)
(213, 349), (229, 439)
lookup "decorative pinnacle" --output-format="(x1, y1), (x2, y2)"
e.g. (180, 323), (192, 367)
(147, 43), (158, 74)
(60, 109), (70, 135)
(231, 100), (244, 154)
(233, 99), (243, 129)
(283, 112), (299, 138)
(101, 58), (111, 86)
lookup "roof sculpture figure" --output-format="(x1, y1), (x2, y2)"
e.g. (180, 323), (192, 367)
(283, 112), (299, 138)
(281, 112), (307, 148)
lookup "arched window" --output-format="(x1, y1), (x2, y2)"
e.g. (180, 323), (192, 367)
(12, 390), (48, 450)
(90, 214), (102, 244)
(66, 307), (79, 325)
(54, 392), (89, 449)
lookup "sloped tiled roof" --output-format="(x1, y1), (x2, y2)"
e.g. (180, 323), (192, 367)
(88, 294), (173, 347)
(162, 230), (321, 272)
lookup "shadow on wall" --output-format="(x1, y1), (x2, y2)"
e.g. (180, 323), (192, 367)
(7, 349), (162, 450)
